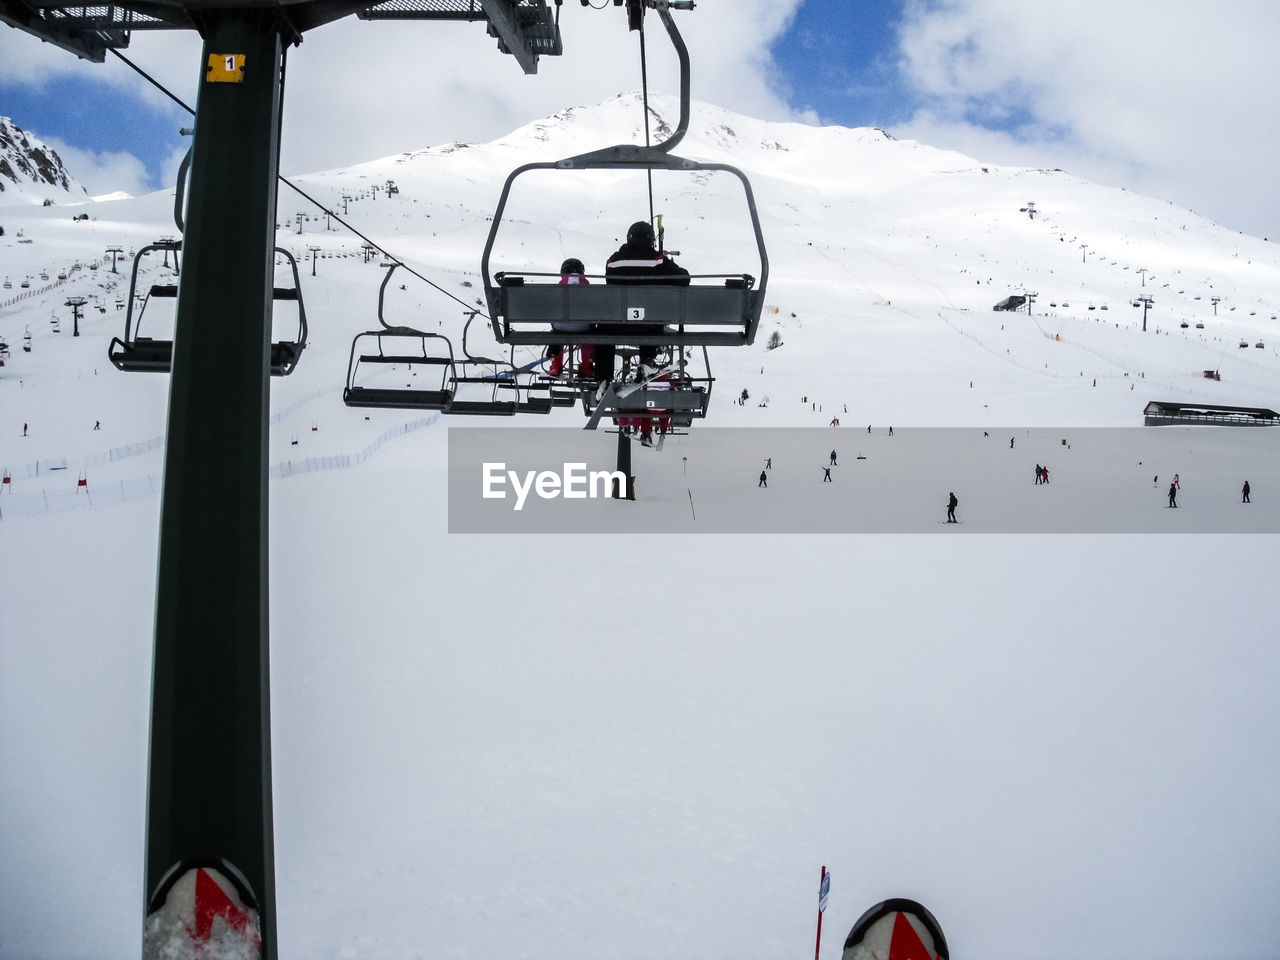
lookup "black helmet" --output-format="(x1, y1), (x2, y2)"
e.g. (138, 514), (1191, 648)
(560, 257), (585, 275)
(626, 220), (656, 246)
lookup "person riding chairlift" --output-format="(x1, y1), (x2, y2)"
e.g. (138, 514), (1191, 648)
(619, 371), (673, 447)
(603, 220), (690, 380)
(547, 257), (592, 378)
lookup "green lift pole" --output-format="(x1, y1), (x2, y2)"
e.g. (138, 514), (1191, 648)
(144, 12), (286, 957)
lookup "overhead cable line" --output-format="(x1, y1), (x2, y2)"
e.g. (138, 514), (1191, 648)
(637, 11), (655, 228)
(108, 47), (488, 319)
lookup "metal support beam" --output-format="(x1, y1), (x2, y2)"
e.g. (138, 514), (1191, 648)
(478, 0), (541, 73)
(144, 12), (284, 957)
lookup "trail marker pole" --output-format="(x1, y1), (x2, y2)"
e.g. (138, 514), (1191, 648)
(815, 865), (830, 960)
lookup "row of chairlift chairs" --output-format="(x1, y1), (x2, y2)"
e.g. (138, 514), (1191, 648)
(345, 3), (767, 432)
(342, 262), (718, 429)
(106, 1), (767, 438)
(5, 269), (77, 289)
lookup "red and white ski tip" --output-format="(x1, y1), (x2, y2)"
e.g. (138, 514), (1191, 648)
(842, 898), (948, 960)
(144, 865), (261, 959)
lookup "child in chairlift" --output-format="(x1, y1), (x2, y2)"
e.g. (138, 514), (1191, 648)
(547, 257), (592, 378)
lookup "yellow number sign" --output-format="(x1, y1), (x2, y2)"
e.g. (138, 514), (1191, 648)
(206, 54), (246, 83)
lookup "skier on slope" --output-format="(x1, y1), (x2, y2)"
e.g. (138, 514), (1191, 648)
(946, 491), (958, 523)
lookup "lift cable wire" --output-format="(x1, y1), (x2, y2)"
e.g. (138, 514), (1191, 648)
(637, 13), (655, 230)
(107, 47), (489, 321)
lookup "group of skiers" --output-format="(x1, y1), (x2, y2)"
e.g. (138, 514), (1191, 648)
(755, 455), (1254, 522)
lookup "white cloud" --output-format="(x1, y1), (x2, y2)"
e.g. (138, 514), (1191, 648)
(0, 29), (200, 110)
(277, 1), (801, 174)
(41, 135), (151, 197)
(893, 0), (1280, 238)
(3, 5), (800, 195)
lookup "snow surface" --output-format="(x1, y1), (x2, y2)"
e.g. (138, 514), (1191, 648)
(1, 95), (1279, 960)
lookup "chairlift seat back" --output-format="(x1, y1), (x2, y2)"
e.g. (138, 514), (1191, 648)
(443, 399), (518, 416)
(613, 388), (708, 414)
(494, 276), (759, 346)
(343, 386), (454, 410)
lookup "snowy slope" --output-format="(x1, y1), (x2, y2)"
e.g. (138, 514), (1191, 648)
(1, 95), (1278, 960)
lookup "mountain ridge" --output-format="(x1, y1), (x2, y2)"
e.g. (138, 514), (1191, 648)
(0, 116), (89, 206)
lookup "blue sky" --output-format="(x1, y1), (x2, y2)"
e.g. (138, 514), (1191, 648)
(768, 0), (912, 132)
(1, 1), (1277, 239)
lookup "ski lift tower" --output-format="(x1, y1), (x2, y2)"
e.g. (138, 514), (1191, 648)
(0, 2), (562, 957)
(64, 295), (88, 337)
(1136, 294), (1154, 331)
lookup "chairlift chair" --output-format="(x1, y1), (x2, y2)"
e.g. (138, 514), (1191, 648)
(480, 3), (768, 352)
(583, 346), (714, 431)
(343, 328), (457, 410)
(343, 262), (456, 410)
(109, 242), (307, 375)
(442, 357), (521, 416)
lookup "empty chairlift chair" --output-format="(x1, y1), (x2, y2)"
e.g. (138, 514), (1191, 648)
(343, 263), (457, 410)
(443, 310), (550, 416)
(442, 357), (521, 416)
(109, 242), (307, 375)
(343, 329), (458, 410)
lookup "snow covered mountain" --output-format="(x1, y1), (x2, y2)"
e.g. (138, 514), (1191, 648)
(2, 94), (1279, 960)
(0, 115), (89, 207)
(290, 92), (1280, 420)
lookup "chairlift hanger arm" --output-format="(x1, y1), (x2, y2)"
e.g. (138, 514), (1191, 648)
(584, 0), (692, 150)
(480, 154), (768, 299)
